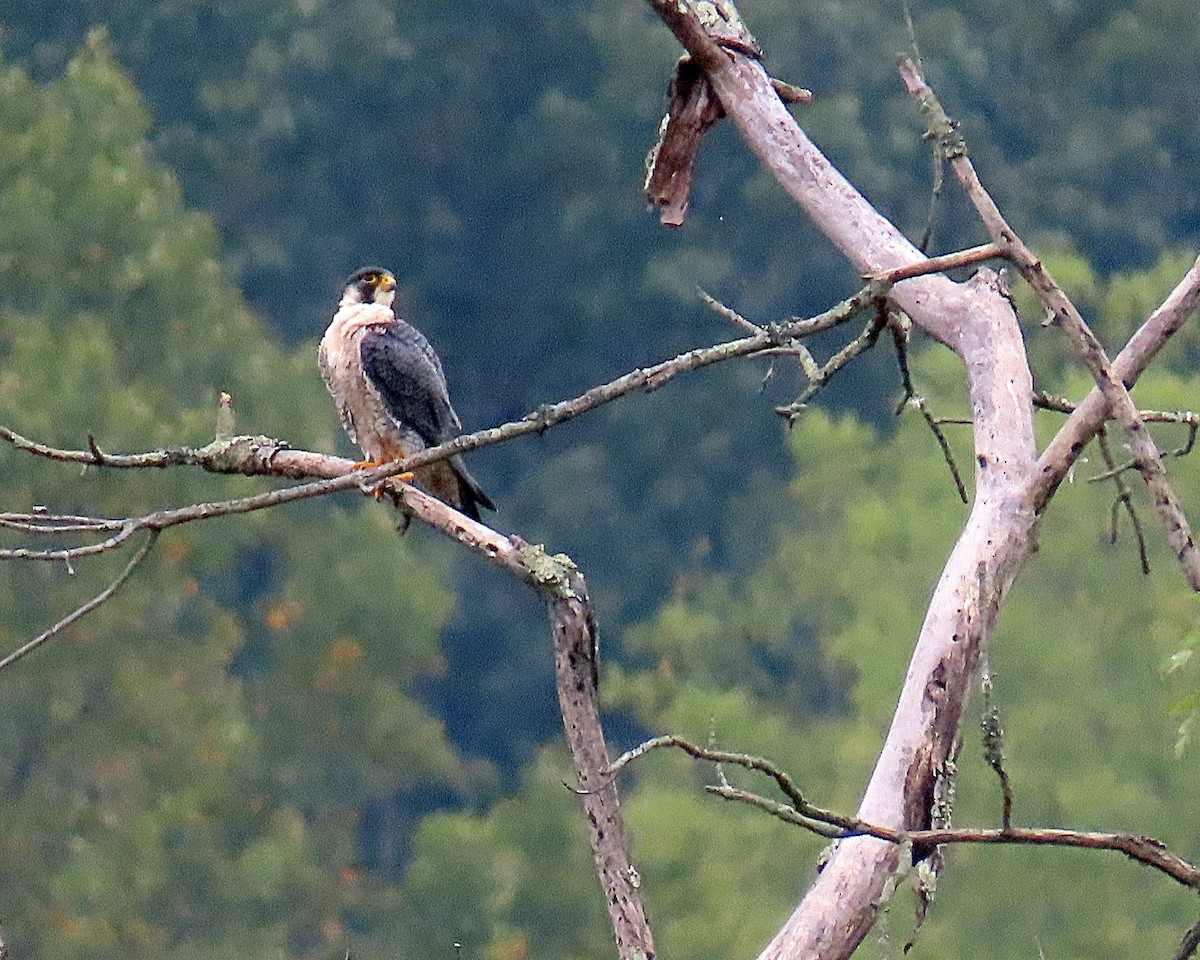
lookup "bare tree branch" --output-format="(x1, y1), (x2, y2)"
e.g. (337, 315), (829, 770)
(0, 530), (158, 672)
(1036, 253), (1200, 508)
(0, 511), (126, 535)
(774, 306), (889, 421)
(609, 734), (1200, 891)
(869, 242), (1004, 284)
(0, 268), (900, 960)
(889, 317), (971, 504)
(897, 55), (1200, 590)
(638, 4), (1200, 959)
(365, 491), (656, 960)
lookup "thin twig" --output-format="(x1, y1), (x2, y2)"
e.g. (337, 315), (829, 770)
(0, 522), (142, 562)
(606, 734), (812, 806)
(0, 513), (126, 535)
(0, 530), (159, 671)
(775, 307), (889, 421)
(900, 0), (942, 255)
(0, 424), (199, 469)
(1096, 427), (1151, 575)
(889, 317), (969, 503)
(698, 288), (765, 334)
(608, 734), (1200, 890)
(869, 242), (1003, 285)
(904, 396), (968, 504)
(709, 782), (1200, 887)
(1089, 423), (1200, 482)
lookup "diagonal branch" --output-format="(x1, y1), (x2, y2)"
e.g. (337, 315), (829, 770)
(1036, 253), (1200, 507)
(0, 530), (158, 671)
(2, 280), (887, 514)
(897, 55), (1200, 591)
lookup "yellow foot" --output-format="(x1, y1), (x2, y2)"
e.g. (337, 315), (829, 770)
(352, 461), (415, 500)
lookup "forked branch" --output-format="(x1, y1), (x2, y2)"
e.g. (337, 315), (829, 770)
(640, 4), (1200, 960)
(898, 54), (1200, 591)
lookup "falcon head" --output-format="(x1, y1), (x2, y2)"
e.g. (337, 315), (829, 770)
(342, 266), (397, 308)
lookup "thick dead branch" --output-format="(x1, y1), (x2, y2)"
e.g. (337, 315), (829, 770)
(638, 3), (1200, 959)
(644, 56), (726, 226)
(643, 8), (1042, 959)
(543, 566), (652, 959)
(644, 52), (811, 226)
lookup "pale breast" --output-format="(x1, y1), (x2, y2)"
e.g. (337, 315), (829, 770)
(319, 304), (413, 462)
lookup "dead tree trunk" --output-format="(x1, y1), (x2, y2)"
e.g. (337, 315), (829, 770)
(642, 3), (1200, 958)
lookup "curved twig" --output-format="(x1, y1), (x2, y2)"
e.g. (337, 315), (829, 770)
(610, 734), (1200, 890)
(0, 530), (159, 671)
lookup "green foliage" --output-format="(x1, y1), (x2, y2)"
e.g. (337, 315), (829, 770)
(0, 33), (471, 960)
(404, 336), (1200, 959)
(11, 0), (1200, 765)
(5, 5), (1200, 960)
(401, 749), (614, 960)
(610, 353), (1200, 959)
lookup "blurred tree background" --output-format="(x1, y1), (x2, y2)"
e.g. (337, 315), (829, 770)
(1, 2), (1199, 958)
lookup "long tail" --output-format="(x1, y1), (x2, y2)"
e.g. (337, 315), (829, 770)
(452, 455), (495, 521)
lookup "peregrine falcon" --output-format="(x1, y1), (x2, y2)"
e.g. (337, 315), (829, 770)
(319, 266), (495, 521)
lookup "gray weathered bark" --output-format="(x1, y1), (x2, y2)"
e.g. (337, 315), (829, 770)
(642, 3), (1200, 958)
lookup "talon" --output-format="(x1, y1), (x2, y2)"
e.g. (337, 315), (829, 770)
(353, 461), (416, 501)
(373, 472), (414, 501)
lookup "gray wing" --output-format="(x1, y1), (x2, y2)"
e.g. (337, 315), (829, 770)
(359, 322), (460, 448)
(359, 322), (495, 518)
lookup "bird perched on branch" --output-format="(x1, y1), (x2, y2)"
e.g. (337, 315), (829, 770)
(319, 266), (495, 521)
